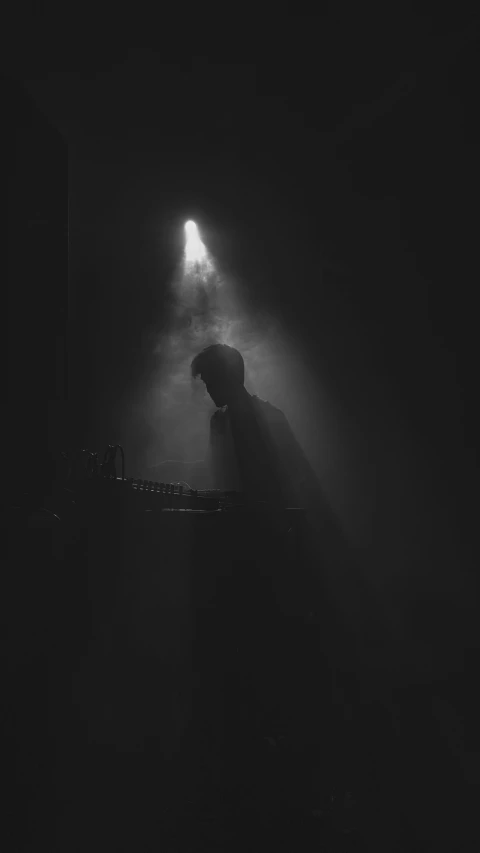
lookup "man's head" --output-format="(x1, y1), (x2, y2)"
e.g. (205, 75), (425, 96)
(191, 343), (245, 407)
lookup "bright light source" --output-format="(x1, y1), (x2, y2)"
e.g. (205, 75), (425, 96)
(184, 220), (207, 265)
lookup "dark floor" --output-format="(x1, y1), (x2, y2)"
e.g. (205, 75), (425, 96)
(50, 738), (366, 852)
(6, 692), (479, 853)
(5, 646), (479, 853)
(5, 524), (477, 851)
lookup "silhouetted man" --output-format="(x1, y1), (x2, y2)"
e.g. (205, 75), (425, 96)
(191, 344), (335, 774)
(191, 343), (318, 509)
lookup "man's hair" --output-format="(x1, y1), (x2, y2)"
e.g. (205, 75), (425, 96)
(191, 343), (245, 386)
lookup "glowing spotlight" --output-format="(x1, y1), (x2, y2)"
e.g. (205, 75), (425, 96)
(184, 220), (207, 265)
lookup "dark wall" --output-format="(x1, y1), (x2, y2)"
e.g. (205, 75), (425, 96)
(8, 78), (68, 490)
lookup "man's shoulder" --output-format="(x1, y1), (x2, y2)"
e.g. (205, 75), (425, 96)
(251, 395), (287, 423)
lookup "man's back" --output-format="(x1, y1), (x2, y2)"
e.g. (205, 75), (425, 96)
(208, 394), (317, 507)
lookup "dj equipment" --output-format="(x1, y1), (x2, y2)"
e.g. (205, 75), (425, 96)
(56, 444), (305, 516)
(69, 475), (246, 513)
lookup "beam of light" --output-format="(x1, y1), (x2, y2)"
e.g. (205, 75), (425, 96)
(184, 220), (207, 264)
(183, 220), (214, 280)
(130, 216), (349, 555)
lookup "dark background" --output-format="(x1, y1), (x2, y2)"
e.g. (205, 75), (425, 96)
(5, 10), (480, 850)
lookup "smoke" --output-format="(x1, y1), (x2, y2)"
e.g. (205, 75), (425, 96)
(120, 220), (345, 533)
(121, 226), (282, 473)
